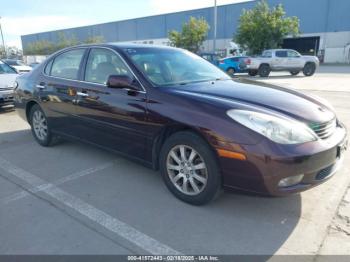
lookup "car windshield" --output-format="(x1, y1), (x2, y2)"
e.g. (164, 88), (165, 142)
(124, 47), (230, 86)
(0, 62), (17, 74)
(5, 60), (25, 66)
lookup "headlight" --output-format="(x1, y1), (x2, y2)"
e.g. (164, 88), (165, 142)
(227, 110), (317, 144)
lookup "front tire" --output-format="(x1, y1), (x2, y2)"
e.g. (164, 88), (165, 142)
(29, 104), (55, 147)
(226, 68), (236, 77)
(303, 63), (316, 76)
(259, 64), (271, 77)
(159, 131), (221, 205)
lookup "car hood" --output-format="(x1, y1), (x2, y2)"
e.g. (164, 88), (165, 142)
(303, 55), (319, 62)
(167, 79), (335, 124)
(12, 65), (32, 71)
(0, 74), (17, 90)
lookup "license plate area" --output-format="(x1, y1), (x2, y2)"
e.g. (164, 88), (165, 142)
(337, 140), (348, 159)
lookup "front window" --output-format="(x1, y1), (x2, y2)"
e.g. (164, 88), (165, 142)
(124, 48), (230, 86)
(85, 48), (133, 85)
(0, 62), (17, 74)
(287, 50), (301, 58)
(4, 60), (25, 66)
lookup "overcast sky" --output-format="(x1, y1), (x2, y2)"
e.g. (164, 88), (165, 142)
(0, 0), (252, 48)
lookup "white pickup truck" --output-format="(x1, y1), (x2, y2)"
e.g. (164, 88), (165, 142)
(248, 49), (320, 77)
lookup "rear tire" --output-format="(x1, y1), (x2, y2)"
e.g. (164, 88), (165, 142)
(29, 104), (56, 147)
(226, 68), (236, 77)
(258, 64), (271, 77)
(248, 70), (258, 77)
(159, 131), (221, 205)
(290, 71), (300, 76)
(303, 63), (316, 76)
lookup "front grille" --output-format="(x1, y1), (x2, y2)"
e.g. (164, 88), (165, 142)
(0, 87), (13, 91)
(316, 164), (335, 180)
(310, 119), (337, 140)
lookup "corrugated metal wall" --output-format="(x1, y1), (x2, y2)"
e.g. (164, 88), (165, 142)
(21, 0), (350, 50)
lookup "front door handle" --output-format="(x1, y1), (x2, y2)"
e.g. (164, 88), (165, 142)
(77, 91), (89, 97)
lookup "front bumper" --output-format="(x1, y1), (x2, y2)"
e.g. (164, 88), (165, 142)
(218, 125), (348, 196)
(0, 90), (15, 106)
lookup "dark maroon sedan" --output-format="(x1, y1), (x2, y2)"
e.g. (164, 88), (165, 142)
(14, 44), (348, 205)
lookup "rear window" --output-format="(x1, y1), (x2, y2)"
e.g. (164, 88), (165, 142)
(0, 62), (17, 74)
(276, 51), (288, 58)
(50, 49), (85, 80)
(262, 51), (272, 58)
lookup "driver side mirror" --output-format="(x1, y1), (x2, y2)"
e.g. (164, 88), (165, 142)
(107, 75), (139, 90)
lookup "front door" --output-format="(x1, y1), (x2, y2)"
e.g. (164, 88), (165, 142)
(272, 50), (288, 70)
(74, 48), (149, 161)
(287, 50), (304, 69)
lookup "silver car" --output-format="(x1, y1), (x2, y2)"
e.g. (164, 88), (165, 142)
(249, 49), (320, 77)
(0, 61), (18, 108)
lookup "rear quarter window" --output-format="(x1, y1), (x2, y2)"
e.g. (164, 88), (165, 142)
(44, 60), (53, 75)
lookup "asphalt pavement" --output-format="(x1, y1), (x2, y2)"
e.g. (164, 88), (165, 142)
(0, 65), (349, 256)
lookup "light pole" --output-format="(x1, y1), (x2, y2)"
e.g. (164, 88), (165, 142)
(213, 0), (217, 54)
(0, 17), (6, 58)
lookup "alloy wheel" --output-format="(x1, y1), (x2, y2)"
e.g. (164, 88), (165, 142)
(304, 63), (316, 76)
(166, 145), (208, 196)
(32, 110), (48, 141)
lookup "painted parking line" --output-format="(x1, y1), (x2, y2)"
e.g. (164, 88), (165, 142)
(0, 162), (114, 205)
(0, 157), (181, 255)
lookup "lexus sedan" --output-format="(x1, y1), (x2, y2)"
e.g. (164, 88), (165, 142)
(14, 44), (348, 205)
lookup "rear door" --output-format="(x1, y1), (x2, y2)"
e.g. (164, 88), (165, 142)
(74, 47), (148, 160)
(272, 50), (288, 70)
(37, 48), (87, 136)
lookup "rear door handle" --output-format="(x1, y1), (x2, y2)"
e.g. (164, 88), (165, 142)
(77, 91), (89, 97)
(36, 82), (46, 89)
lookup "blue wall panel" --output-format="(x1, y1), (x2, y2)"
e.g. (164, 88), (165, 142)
(91, 22), (118, 42)
(326, 0), (350, 32)
(267, 0), (329, 34)
(117, 20), (137, 41)
(136, 15), (166, 40)
(21, 0), (350, 50)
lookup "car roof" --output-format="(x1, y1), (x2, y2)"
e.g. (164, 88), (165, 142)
(222, 56), (247, 59)
(52, 43), (180, 57)
(200, 52), (218, 55)
(265, 49), (297, 52)
(66, 42), (177, 50)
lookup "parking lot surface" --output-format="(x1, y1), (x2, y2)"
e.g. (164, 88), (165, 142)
(0, 65), (349, 256)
